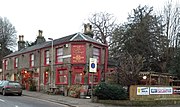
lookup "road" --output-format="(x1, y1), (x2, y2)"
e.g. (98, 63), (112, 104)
(1, 94), (180, 107)
(0, 94), (68, 107)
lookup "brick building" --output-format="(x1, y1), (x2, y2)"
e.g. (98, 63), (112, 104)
(2, 24), (108, 92)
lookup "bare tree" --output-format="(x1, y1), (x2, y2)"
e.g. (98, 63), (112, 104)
(88, 12), (117, 46)
(164, 1), (180, 48)
(162, 1), (180, 78)
(117, 52), (145, 86)
(161, 1), (180, 74)
(0, 17), (17, 51)
(0, 17), (16, 68)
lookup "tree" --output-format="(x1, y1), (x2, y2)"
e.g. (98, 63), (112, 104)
(116, 52), (144, 85)
(25, 41), (36, 47)
(88, 12), (117, 46)
(0, 17), (17, 50)
(110, 5), (167, 86)
(0, 17), (16, 68)
(112, 5), (166, 72)
(163, 1), (180, 48)
(162, 1), (180, 75)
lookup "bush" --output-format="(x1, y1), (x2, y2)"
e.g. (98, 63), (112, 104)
(29, 85), (36, 91)
(94, 82), (128, 100)
(69, 85), (82, 98)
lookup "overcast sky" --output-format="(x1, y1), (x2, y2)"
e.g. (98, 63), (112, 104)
(0, 0), (179, 50)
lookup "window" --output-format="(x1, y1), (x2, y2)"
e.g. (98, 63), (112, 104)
(72, 67), (85, 84)
(14, 57), (18, 68)
(44, 50), (50, 65)
(88, 69), (100, 84)
(56, 69), (68, 84)
(30, 54), (34, 67)
(4, 60), (8, 70)
(56, 47), (63, 63)
(74, 73), (83, 84)
(93, 47), (100, 63)
(44, 71), (49, 85)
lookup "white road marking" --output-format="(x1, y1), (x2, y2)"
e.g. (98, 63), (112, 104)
(23, 96), (69, 107)
(15, 105), (19, 107)
(0, 99), (5, 102)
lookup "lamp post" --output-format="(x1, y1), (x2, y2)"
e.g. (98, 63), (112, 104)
(48, 38), (54, 87)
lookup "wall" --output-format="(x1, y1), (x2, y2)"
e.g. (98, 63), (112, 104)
(130, 85), (180, 101)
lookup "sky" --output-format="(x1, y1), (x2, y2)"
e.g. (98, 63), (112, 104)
(0, 0), (179, 50)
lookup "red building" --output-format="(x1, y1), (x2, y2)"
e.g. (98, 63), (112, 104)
(2, 24), (108, 94)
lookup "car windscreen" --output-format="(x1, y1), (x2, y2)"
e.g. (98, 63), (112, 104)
(8, 82), (21, 86)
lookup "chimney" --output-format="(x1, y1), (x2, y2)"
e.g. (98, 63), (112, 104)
(36, 30), (46, 44)
(84, 23), (93, 38)
(18, 35), (25, 51)
(38, 30), (43, 36)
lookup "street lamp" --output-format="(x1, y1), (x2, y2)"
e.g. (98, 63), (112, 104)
(48, 38), (54, 87)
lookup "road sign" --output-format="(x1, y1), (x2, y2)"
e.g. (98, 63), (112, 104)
(89, 58), (97, 73)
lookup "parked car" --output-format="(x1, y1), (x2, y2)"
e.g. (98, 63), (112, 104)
(0, 80), (22, 96)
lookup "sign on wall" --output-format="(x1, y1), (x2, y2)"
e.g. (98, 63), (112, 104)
(173, 88), (180, 94)
(137, 87), (149, 95)
(89, 58), (97, 73)
(150, 87), (173, 95)
(71, 44), (86, 64)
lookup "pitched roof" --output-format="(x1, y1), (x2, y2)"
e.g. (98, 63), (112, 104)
(4, 32), (106, 58)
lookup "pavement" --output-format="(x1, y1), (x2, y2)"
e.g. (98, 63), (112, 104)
(22, 90), (116, 107)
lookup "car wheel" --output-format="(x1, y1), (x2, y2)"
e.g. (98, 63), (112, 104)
(2, 89), (6, 96)
(18, 92), (22, 96)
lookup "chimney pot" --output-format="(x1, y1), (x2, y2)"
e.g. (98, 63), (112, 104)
(22, 35), (24, 41)
(38, 30), (43, 36)
(19, 35), (23, 41)
(19, 35), (21, 41)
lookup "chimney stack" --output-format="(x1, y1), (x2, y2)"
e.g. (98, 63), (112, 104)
(18, 35), (25, 51)
(84, 23), (93, 38)
(36, 30), (46, 44)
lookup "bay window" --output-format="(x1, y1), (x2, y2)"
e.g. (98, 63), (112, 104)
(93, 47), (100, 63)
(56, 68), (68, 84)
(72, 67), (84, 84)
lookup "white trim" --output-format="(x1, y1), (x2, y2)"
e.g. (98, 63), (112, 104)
(59, 55), (71, 59)
(70, 33), (79, 41)
(79, 33), (87, 40)
(70, 32), (87, 41)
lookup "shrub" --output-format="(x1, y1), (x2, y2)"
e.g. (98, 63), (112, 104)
(29, 85), (36, 91)
(94, 82), (128, 100)
(69, 85), (82, 98)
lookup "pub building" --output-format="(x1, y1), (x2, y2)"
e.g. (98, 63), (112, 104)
(2, 23), (108, 94)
